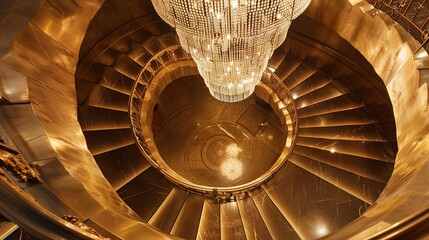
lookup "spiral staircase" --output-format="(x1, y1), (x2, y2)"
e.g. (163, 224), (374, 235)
(0, 0), (428, 239)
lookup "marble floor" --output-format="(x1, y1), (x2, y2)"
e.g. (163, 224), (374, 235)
(153, 76), (287, 187)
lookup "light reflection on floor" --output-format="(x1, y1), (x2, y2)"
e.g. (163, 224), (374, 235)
(153, 77), (287, 187)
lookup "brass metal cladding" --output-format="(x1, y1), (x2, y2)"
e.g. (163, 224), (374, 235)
(0, 0), (428, 239)
(129, 45), (298, 196)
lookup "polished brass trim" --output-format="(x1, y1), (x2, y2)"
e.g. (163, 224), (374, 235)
(129, 45), (298, 196)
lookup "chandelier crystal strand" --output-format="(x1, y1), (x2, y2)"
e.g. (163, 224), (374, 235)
(152, 0), (312, 102)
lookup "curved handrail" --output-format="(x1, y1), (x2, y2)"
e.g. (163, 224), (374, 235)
(129, 45), (298, 196)
(367, 0), (429, 53)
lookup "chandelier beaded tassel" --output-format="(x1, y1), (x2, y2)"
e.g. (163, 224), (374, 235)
(151, 0), (312, 102)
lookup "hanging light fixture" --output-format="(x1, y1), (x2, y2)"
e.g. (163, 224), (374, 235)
(151, 0), (311, 102)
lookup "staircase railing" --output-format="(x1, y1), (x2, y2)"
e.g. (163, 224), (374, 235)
(366, 0), (429, 53)
(129, 45), (298, 197)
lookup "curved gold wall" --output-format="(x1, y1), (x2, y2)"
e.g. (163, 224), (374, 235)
(0, 0), (427, 239)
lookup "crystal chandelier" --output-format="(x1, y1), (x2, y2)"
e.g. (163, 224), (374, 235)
(151, 0), (311, 102)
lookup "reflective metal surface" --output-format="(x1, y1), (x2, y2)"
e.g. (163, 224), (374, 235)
(154, 76), (286, 188)
(1, 0), (428, 239)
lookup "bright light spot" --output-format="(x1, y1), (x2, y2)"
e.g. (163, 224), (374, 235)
(330, 149), (335, 153)
(268, 66), (276, 72)
(276, 13), (282, 19)
(50, 139), (63, 149)
(225, 143), (242, 157)
(292, 94), (298, 99)
(238, 83), (243, 88)
(415, 50), (428, 59)
(227, 67), (231, 72)
(216, 12), (222, 19)
(226, 34), (231, 40)
(316, 225), (328, 237)
(227, 83), (234, 89)
(221, 158), (243, 180)
(231, 0), (238, 8)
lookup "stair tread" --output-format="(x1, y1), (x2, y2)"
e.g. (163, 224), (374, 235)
(293, 146), (393, 183)
(197, 200), (221, 240)
(149, 187), (189, 233)
(78, 105), (130, 131)
(94, 144), (150, 190)
(298, 107), (378, 128)
(83, 128), (135, 156)
(117, 167), (175, 221)
(297, 92), (363, 118)
(170, 194), (205, 239)
(220, 201), (246, 240)
(283, 61), (318, 90)
(295, 82), (348, 109)
(263, 162), (370, 239)
(297, 124), (389, 142)
(295, 136), (396, 162)
(288, 153), (387, 204)
(274, 55), (302, 81)
(289, 71), (332, 99)
(250, 188), (300, 240)
(237, 196), (272, 240)
(99, 67), (135, 95)
(113, 54), (142, 79)
(85, 85), (129, 112)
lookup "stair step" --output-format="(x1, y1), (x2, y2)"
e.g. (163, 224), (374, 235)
(274, 55), (302, 81)
(295, 136), (396, 162)
(288, 153), (386, 204)
(94, 144), (151, 190)
(268, 49), (287, 70)
(117, 167), (175, 221)
(110, 36), (134, 54)
(149, 187), (189, 233)
(113, 54), (142, 79)
(293, 146), (393, 183)
(295, 82), (349, 109)
(83, 129), (135, 156)
(250, 188), (300, 240)
(197, 200), (221, 240)
(263, 162), (370, 239)
(297, 92), (363, 118)
(237, 196), (272, 240)
(298, 108), (378, 128)
(220, 201), (246, 240)
(99, 67), (135, 95)
(298, 124), (389, 142)
(79, 105), (129, 131)
(289, 71), (332, 99)
(283, 61), (318, 90)
(157, 32), (180, 48)
(170, 194), (205, 239)
(143, 36), (166, 55)
(127, 45), (152, 67)
(85, 85), (129, 112)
